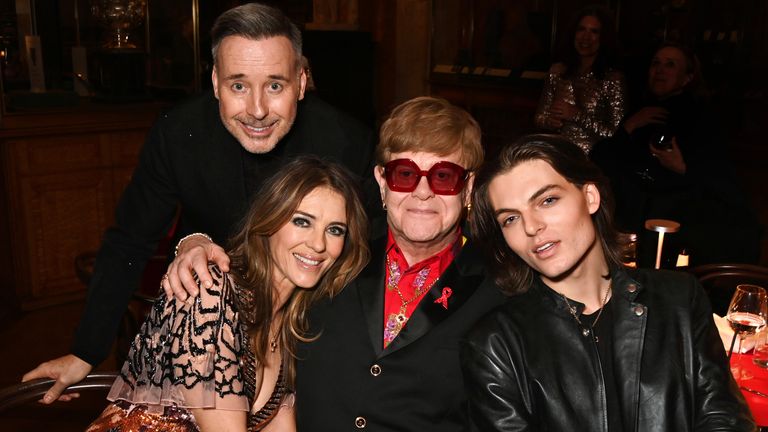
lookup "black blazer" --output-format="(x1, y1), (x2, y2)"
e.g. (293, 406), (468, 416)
(73, 91), (374, 366)
(295, 232), (506, 432)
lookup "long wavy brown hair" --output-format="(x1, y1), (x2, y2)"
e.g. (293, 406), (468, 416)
(228, 156), (370, 387)
(556, 5), (620, 80)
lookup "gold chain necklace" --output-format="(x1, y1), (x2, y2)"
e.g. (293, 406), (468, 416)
(561, 282), (612, 342)
(269, 312), (284, 353)
(386, 257), (439, 323)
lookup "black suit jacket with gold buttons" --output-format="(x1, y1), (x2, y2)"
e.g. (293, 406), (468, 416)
(295, 230), (506, 431)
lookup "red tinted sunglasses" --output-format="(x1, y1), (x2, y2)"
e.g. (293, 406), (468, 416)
(383, 159), (468, 195)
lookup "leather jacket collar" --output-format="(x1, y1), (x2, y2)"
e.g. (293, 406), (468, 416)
(531, 267), (643, 316)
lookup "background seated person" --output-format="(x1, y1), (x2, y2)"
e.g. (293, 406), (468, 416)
(591, 42), (762, 267)
(86, 157), (369, 432)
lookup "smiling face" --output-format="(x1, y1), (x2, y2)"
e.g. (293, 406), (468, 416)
(574, 15), (601, 59)
(268, 186), (348, 294)
(489, 159), (603, 283)
(648, 46), (692, 99)
(212, 35), (307, 154)
(374, 151), (472, 256)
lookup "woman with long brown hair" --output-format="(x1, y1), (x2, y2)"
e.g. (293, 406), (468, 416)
(535, 5), (626, 153)
(87, 156), (369, 431)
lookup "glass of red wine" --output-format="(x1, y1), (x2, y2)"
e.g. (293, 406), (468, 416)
(727, 284), (768, 381)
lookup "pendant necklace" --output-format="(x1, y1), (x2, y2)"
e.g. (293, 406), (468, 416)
(383, 256), (439, 346)
(562, 282), (612, 342)
(269, 313), (284, 353)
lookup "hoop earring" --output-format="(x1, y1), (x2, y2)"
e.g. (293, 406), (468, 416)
(382, 202), (387, 211)
(466, 202), (472, 213)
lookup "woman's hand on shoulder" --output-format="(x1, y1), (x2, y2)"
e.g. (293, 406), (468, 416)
(162, 235), (230, 301)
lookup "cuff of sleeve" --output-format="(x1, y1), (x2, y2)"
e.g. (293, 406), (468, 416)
(175, 233), (213, 257)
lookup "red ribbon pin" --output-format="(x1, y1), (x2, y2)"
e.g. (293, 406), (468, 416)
(434, 287), (453, 310)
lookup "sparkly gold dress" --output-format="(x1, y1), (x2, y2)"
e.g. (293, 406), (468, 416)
(86, 266), (289, 432)
(535, 66), (626, 153)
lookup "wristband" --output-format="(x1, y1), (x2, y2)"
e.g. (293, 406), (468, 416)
(174, 232), (213, 257)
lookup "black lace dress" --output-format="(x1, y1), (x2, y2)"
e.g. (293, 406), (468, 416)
(86, 266), (290, 432)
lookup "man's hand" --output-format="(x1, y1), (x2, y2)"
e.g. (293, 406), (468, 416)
(22, 354), (92, 404)
(624, 107), (668, 134)
(162, 234), (230, 301)
(650, 137), (686, 175)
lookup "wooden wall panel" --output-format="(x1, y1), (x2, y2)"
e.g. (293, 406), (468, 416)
(20, 171), (111, 305)
(394, 0), (431, 104)
(10, 135), (108, 175)
(0, 104), (160, 310)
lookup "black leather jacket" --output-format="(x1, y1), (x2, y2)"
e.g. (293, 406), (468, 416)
(461, 268), (755, 431)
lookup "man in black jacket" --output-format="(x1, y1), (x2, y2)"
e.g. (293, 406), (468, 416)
(22, 2), (374, 404)
(464, 134), (753, 431)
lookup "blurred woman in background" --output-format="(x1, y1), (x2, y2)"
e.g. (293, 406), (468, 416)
(535, 5), (626, 154)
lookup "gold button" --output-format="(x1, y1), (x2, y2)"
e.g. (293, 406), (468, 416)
(633, 305), (645, 316)
(355, 416), (367, 428)
(627, 283), (637, 293)
(370, 364), (381, 376)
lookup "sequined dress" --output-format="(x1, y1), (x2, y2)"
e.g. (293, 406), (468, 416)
(535, 66), (626, 153)
(86, 265), (289, 432)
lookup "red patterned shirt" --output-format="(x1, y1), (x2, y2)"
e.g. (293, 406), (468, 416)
(382, 229), (463, 348)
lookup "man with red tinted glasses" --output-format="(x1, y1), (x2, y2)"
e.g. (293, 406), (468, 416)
(383, 159), (469, 195)
(295, 96), (505, 431)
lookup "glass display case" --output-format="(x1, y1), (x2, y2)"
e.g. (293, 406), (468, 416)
(0, 0), (201, 111)
(430, 0), (624, 80)
(0, 0), (317, 113)
(430, 0), (557, 80)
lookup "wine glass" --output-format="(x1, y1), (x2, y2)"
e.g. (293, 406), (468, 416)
(726, 284), (768, 381)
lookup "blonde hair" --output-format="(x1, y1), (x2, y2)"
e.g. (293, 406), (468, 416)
(376, 97), (484, 170)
